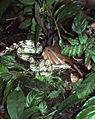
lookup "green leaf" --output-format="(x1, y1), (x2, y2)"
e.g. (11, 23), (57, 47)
(0, 64), (9, 74)
(7, 90), (24, 119)
(0, 77), (3, 90)
(19, 18), (31, 29)
(79, 33), (88, 44)
(82, 33), (88, 44)
(34, 24), (42, 45)
(92, 55), (95, 62)
(76, 73), (95, 99)
(76, 83), (92, 99)
(67, 38), (79, 45)
(21, 106), (39, 119)
(24, 6), (33, 14)
(31, 18), (37, 31)
(56, 1), (83, 22)
(72, 11), (88, 34)
(85, 51), (90, 63)
(39, 101), (47, 114)
(26, 90), (44, 107)
(18, 76), (47, 91)
(0, 0), (11, 18)
(82, 96), (95, 108)
(2, 80), (12, 104)
(61, 46), (70, 55)
(72, 45), (78, 56)
(57, 94), (81, 113)
(18, 0), (35, 5)
(76, 106), (95, 119)
(48, 91), (59, 99)
(68, 46), (73, 57)
(0, 55), (25, 70)
(77, 45), (83, 57)
(46, 0), (55, 8)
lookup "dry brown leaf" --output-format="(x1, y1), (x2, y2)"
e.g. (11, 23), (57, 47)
(85, 60), (92, 70)
(87, 22), (95, 30)
(70, 73), (79, 82)
(42, 46), (83, 77)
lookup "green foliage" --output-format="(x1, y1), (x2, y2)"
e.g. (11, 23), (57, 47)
(18, 0), (35, 5)
(39, 100), (47, 114)
(76, 96), (95, 119)
(48, 90), (59, 99)
(55, 1), (84, 22)
(72, 11), (88, 34)
(62, 33), (95, 63)
(26, 90), (45, 107)
(20, 106), (40, 119)
(0, 55), (25, 70)
(0, 0), (95, 119)
(46, 0), (55, 8)
(7, 89), (24, 119)
(19, 18), (31, 29)
(57, 73), (95, 113)
(0, 0), (11, 18)
(2, 80), (12, 104)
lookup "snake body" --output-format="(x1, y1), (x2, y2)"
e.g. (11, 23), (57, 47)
(16, 40), (71, 77)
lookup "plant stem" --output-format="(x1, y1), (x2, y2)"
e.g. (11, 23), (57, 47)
(54, 18), (63, 49)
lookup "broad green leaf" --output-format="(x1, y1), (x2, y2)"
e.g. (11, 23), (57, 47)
(18, 0), (35, 5)
(0, 72), (13, 81)
(48, 91), (59, 99)
(76, 83), (92, 99)
(71, 79), (83, 93)
(10, 71), (23, 80)
(57, 94), (81, 113)
(39, 101), (47, 114)
(7, 90), (24, 119)
(2, 80), (12, 104)
(57, 1), (83, 22)
(72, 11), (88, 34)
(0, 55), (25, 70)
(0, 0), (11, 18)
(47, 0), (55, 8)
(21, 106), (39, 119)
(82, 96), (95, 108)
(18, 76), (47, 91)
(26, 90), (44, 107)
(76, 73), (95, 99)
(24, 6), (33, 14)
(92, 55), (95, 62)
(19, 18), (31, 29)
(76, 106), (95, 119)
(0, 64), (9, 74)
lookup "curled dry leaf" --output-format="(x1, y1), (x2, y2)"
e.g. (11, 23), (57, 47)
(87, 22), (95, 30)
(42, 46), (83, 77)
(85, 60), (92, 70)
(70, 72), (79, 82)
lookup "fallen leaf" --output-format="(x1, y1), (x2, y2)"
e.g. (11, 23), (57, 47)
(70, 72), (79, 82)
(85, 60), (92, 70)
(42, 46), (83, 77)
